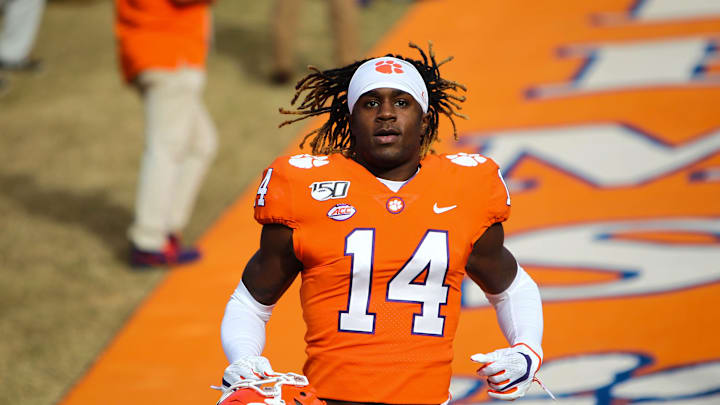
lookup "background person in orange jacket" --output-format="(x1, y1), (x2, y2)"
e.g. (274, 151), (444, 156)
(115, 0), (217, 267)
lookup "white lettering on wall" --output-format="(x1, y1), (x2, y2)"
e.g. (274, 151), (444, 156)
(462, 218), (720, 306)
(527, 37), (719, 98)
(450, 353), (720, 403)
(460, 124), (720, 188)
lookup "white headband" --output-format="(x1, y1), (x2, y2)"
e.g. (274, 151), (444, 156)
(347, 57), (429, 114)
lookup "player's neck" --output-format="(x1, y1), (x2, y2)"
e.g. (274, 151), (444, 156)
(352, 156), (420, 181)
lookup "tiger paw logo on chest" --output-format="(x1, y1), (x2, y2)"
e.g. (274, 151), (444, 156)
(327, 204), (356, 221)
(386, 197), (405, 214)
(309, 181), (350, 201)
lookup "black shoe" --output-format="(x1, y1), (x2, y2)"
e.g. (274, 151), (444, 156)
(0, 58), (43, 73)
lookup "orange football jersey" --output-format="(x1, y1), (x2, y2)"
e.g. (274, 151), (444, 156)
(253, 152), (511, 404)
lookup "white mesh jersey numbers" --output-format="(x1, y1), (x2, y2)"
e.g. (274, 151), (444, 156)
(255, 168), (273, 207)
(339, 229), (450, 336)
(339, 229), (376, 333)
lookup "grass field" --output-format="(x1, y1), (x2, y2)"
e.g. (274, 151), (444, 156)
(0, 0), (410, 403)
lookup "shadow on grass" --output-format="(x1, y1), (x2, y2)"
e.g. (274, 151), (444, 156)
(214, 21), (272, 81)
(0, 173), (133, 264)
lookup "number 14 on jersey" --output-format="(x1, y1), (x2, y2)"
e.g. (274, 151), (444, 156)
(339, 229), (450, 336)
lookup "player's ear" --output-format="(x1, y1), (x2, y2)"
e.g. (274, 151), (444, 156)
(348, 110), (356, 132)
(421, 111), (431, 136)
(348, 110), (357, 136)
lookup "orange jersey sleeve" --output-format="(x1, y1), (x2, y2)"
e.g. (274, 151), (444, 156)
(448, 153), (512, 244)
(253, 156), (301, 229)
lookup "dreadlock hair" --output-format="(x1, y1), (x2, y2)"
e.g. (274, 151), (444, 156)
(278, 42), (467, 158)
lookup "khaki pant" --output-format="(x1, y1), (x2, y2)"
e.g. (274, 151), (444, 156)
(0, 0), (45, 63)
(128, 68), (218, 250)
(272, 0), (359, 73)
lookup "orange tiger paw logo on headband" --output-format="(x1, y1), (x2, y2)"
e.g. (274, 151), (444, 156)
(375, 60), (404, 74)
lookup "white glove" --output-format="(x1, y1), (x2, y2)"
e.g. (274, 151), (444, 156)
(471, 343), (542, 401)
(222, 356), (277, 388)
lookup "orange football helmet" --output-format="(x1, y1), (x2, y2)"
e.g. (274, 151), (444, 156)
(216, 373), (326, 405)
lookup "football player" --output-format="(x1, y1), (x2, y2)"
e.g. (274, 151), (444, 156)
(218, 43), (547, 404)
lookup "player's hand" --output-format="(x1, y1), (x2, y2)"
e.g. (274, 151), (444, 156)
(471, 343), (542, 401)
(222, 356), (277, 388)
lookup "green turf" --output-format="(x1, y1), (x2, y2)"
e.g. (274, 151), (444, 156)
(0, 0), (410, 403)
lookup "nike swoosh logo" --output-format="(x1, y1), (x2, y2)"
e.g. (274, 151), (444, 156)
(503, 352), (532, 389)
(433, 203), (457, 214)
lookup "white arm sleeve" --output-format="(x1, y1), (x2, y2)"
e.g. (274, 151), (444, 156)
(221, 279), (275, 363)
(484, 264), (544, 358)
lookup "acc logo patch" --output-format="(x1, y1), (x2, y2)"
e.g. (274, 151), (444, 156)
(446, 152), (487, 167)
(309, 181), (350, 201)
(288, 154), (329, 169)
(327, 204), (356, 221)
